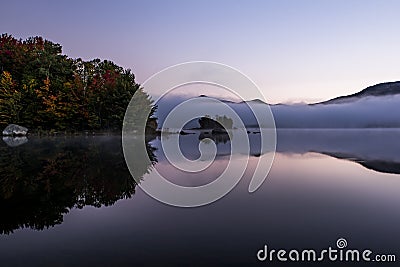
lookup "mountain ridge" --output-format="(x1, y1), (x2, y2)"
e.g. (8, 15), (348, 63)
(198, 81), (400, 106)
(314, 81), (400, 105)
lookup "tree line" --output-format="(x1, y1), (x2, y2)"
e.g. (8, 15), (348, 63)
(0, 33), (153, 132)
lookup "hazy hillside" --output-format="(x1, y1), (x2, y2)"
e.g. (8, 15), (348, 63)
(316, 81), (400, 105)
(154, 81), (400, 129)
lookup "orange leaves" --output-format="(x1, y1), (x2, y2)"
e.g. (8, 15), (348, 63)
(0, 71), (14, 89)
(1, 34), (145, 130)
(43, 78), (50, 90)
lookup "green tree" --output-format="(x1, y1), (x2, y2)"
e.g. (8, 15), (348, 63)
(0, 71), (22, 125)
(0, 33), (154, 131)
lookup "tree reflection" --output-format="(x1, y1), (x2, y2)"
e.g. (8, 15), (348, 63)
(0, 136), (157, 234)
(198, 131), (230, 144)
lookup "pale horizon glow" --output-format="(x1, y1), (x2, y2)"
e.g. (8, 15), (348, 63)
(1, 0), (400, 104)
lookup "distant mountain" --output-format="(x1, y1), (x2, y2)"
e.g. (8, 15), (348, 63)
(195, 81), (400, 106)
(269, 81), (400, 128)
(198, 94), (236, 104)
(315, 81), (400, 105)
(240, 98), (269, 105)
(155, 81), (400, 129)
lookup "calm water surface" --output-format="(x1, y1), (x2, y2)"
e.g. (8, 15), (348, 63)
(0, 130), (399, 266)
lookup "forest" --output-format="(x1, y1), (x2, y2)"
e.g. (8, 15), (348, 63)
(0, 33), (153, 132)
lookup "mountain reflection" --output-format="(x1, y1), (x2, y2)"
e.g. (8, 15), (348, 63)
(321, 152), (400, 175)
(0, 136), (157, 234)
(277, 129), (400, 175)
(178, 129), (400, 175)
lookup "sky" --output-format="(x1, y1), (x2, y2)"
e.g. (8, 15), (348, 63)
(1, 0), (400, 104)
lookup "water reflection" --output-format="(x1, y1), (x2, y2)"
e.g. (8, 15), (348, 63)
(2, 136), (28, 147)
(0, 136), (156, 234)
(199, 131), (230, 144)
(177, 129), (400, 175)
(1, 129), (400, 234)
(276, 129), (400, 175)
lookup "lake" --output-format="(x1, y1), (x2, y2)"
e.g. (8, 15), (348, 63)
(0, 129), (399, 266)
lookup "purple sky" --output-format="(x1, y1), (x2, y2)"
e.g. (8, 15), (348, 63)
(2, 0), (400, 103)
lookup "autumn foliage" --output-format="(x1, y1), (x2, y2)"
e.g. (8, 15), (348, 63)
(0, 33), (153, 131)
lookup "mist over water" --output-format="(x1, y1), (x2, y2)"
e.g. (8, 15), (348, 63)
(273, 94), (400, 128)
(154, 94), (400, 129)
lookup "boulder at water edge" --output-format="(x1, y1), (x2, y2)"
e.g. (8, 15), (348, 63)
(2, 124), (28, 136)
